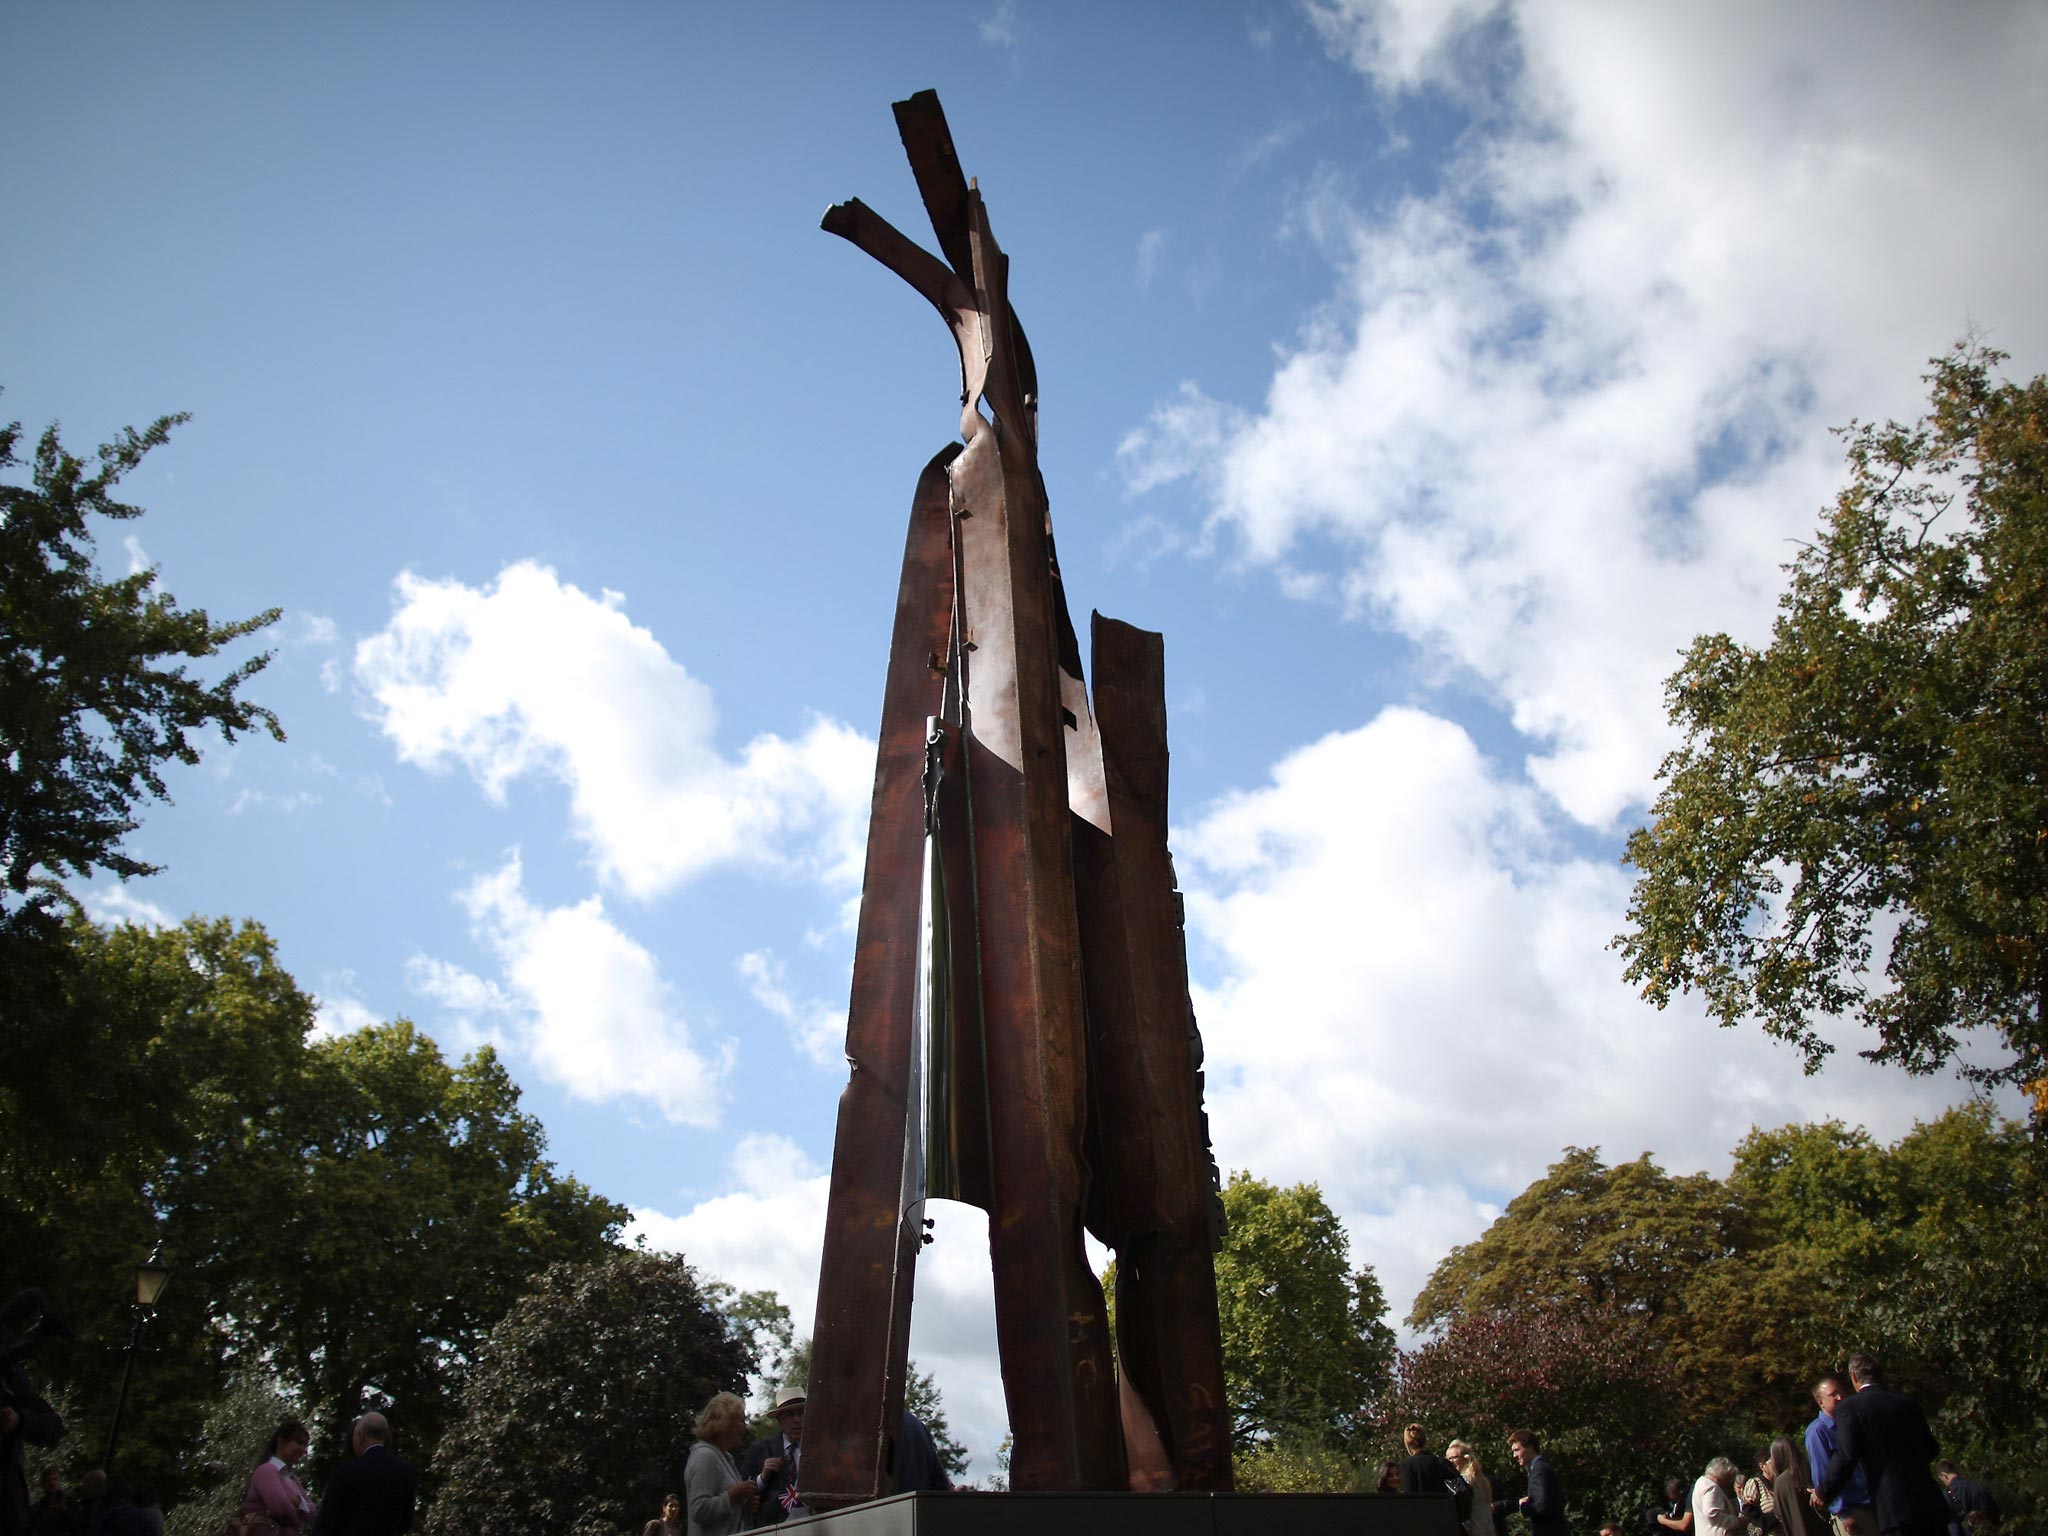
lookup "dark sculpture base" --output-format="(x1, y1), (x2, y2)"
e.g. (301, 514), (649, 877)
(790, 1492), (1463, 1536)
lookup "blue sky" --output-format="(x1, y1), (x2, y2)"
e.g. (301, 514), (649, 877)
(7, 0), (2045, 1477)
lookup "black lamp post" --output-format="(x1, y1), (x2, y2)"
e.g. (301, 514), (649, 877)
(102, 1243), (173, 1474)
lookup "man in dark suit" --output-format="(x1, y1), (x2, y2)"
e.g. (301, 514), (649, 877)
(310, 1412), (417, 1536)
(1496, 1428), (1570, 1536)
(1936, 1461), (2000, 1534)
(1811, 1354), (1950, 1536)
(738, 1387), (808, 1524)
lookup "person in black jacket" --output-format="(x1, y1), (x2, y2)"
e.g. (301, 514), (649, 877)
(737, 1387), (808, 1525)
(1497, 1428), (1571, 1536)
(1936, 1462), (1999, 1535)
(308, 1413), (416, 1536)
(1402, 1424), (1473, 1531)
(1810, 1354), (1949, 1536)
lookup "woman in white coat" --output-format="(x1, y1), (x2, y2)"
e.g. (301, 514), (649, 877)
(1449, 1439), (1499, 1536)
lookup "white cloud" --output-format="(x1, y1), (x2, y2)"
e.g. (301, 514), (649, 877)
(82, 884), (175, 930)
(409, 852), (734, 1125)
(405, 953), (514, 1016)
(1175, 706), (2000, 1324)
(310, 988), (382, 1040)
(978, 0), (1019, 50)
(227, 787), (321, 816)
(1124, 0), (2048, 830)
(294, 612), (340, 648)
(122, 535), (152, 577)
(1136, 228), (1167, 294)
(736, 949), (846, 1070)
(354, 561), (873, 900)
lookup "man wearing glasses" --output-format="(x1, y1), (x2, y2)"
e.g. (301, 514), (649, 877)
(1805, 1376), (1875, 1536)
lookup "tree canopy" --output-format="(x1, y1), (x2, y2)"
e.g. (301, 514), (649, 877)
(0, 404), (285, 1198)
(1392, 1303), (1687, 1523)
(425, 1251), (752, 1536)
(0, 408), (281, 931)
(1211, 1172), (1395, 1451)
(0, 918), (626, 1505)
(1403, 1108), (2043, 1527)
(1617, 342), (2048, 1090)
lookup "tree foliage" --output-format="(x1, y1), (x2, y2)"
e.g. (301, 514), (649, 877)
(1405, 1109), (2038, 1520)
(161, 1373), (293, 1536)
(1617, 342), (2048, 1089)
(904, 1361), (968, 1480)
(425, 1251), (752, 1536)
(0, 408), (281, 930)
(1211, 1172), (1395, 1450)
(1, 406), (284, 1193)
(1392, 1305), (1688, 1528)
(701, 1281), (792, 1408)
(0, 919), (625, 1506)
(212, 1022), (629, 1483)
(0, 916), (314, 1501)
(1408, 1148), (1740, 1331)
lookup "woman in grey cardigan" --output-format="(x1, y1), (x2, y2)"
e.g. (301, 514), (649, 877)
(685, 1393), (758, 1536)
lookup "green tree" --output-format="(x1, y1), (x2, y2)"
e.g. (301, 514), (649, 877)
(0, 916), (314, 1504)
(1, 405), (284, 1261)
(1409, 1148), (1739, 1332)
(1617, 342), (2048, 1090)
(208, 1022), (628, 1483)
(1211, 1173), (1394, 1450)
(1230, 1439), (1363, 1494)
(699, 1282), (792, 1407)
(2, 929), (627, 1508)
(1409, 1110), (2036, 1473)
(1407, 1147), (1769, 1420)
(0, 408), (280, 931)
(425, 1251), (753, 1536)
(903, 1362), (967, 1481)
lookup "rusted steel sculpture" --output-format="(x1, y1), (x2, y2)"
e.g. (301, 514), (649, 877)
(803, 91), (1230, 1509)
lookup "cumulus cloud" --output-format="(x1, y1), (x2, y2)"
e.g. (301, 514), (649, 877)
(354, 561), (873, 901)
(81, 884), (175, 930)
(1124, 0), (2048, 829)
(409, 852), (735, 1125)
(310, 977), (382, 1040)
(736, 949), (846, 1070)
(1176, 707), (1996, 1321)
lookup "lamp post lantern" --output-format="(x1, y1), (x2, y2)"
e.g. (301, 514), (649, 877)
(102, 1243), (171, 1474)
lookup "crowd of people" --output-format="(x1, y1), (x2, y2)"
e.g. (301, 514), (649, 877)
(1397, 1352), (2001, 1536)
(1657, 1355), (2002, 1536)
(13, 1353), (2006, 1536)
(647, 1384), (950, 1536)
(21, 1413), (418, 1536)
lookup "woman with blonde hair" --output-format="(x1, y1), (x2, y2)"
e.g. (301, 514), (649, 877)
(1767, 1437), (1822, 1536)
(1449, 1440), (1499, 1536)
(684, 1392), (758, 1536)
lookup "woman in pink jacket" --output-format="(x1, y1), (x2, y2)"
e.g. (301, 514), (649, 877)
(236, 1419), (317, 1534)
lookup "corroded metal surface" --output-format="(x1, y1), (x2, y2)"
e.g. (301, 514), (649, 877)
(809, 90), (1229, 1506)
(1085, 615), (1231, 1491)
(803, 447), (959, 1510)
